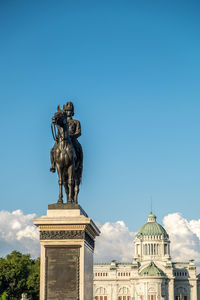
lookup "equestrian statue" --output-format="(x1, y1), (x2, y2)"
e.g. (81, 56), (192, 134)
(50, 102), (83, 204)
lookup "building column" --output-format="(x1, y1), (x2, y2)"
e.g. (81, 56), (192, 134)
(145, 282), (148, 300)
(130, 280), (135, 300)
(168, 278), (174, 300)
(190, 279), (197, 300)
(112, 283), (118, 300)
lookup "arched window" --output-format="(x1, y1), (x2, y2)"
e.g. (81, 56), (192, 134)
(95, 287), (107, 300)
(175, 286), (188, 300)
(118, 286), (130, 300)
(144, 244), (147, 255)
(164, 244), (168, 255)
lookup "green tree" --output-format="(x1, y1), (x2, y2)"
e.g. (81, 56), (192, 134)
(27, 258), (40, 300)
(0, 258), (8, 296)
(0, 292), (8, 300)
(0, 251), (40, 300)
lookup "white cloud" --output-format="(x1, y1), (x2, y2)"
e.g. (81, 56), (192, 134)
(0, 209), (39, 257)
(0, 209), (200, 272)
(163, 213), (200, 265)
(94, 221), (135, 262)
(94, 213), (200, 272)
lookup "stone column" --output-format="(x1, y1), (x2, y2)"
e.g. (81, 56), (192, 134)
(190, 279), (197, 300)
(168, 277), (174, 300)
(34, 204), (100, 300)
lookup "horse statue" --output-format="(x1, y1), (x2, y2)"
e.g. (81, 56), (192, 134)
(51, 104), (83, 204)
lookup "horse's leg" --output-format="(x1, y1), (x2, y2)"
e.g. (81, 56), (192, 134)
(67, 165), (74, 204)
(74, 160), (82, 204)
(63, 171), (69, 203)
(74, 179), (79, 204)
(56, 165), (63, 203)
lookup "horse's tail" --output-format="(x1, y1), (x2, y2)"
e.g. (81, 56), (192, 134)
(75, 147), (83, 184)
(76, 163), (83, 184)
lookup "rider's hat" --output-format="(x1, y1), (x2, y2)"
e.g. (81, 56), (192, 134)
(63, 102), (74, 116)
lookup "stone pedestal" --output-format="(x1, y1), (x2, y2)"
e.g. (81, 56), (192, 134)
(34, 204), (100, 300)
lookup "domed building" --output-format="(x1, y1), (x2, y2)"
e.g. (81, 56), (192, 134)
(93, 212), (200, 300)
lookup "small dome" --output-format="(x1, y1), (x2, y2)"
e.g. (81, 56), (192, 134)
(140, 261), (165, 276)
(148, 211), (156, 221)
(136, 212), (168, 239)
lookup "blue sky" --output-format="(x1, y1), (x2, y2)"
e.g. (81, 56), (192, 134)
(0, 0), (200, 232)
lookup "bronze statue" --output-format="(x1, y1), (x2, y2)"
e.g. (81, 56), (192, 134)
(50, 102), (83, 204)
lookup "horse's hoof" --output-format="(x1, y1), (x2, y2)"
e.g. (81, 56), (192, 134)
(50, 167), (56, 173)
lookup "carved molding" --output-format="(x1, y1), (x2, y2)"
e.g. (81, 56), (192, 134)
(85, 232), (95, 250)
(40, 230), (85, 240)
(85, 226), (97, 239)
(40, 230), (95, 250)
(40, 225), (85, 230)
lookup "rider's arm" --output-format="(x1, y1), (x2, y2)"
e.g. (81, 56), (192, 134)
(56, 129), (60, 141)
(74, 120), (81, 138)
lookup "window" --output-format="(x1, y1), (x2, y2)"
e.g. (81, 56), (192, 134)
(96, 297), (107, 300)
(118, 297), (130, 300)
(164, 244), (168, 255)
(175, 296), (187, 300)
(148, 296), (156, 300)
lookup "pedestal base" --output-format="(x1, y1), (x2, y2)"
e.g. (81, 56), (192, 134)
(34, 205), (100, 300)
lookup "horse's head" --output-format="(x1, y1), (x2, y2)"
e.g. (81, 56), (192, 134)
(52, 105), (66, 127)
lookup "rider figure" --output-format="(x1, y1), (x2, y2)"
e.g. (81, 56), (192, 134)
(50, 102), (83, 173)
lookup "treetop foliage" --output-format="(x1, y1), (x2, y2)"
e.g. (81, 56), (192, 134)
(0, 251), (40, 300)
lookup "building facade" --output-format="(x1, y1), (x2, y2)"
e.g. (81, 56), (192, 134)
(94, 212), (200, 300)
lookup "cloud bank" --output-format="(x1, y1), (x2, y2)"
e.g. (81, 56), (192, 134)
(94, 221), (135, 262)
(163, 213), (200, 264)
(0, 209), (200, 270)
(0, 210), (40, 257)
(94, 213), (200, 268)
